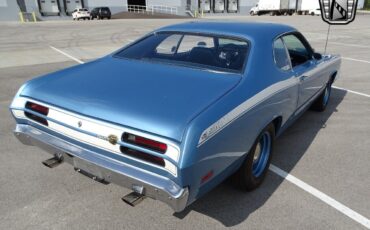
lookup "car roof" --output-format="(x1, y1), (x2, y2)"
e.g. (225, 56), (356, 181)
(156, 21), (296, 41)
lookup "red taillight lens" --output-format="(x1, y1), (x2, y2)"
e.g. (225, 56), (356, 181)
(26, 102), (49, 115)
(25, 101), (49, 126)
(122, 133), (167, 153)
(120, 133), (167, 166)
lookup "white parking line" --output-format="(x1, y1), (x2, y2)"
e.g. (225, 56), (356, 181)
(332, 86), (370, 98)
(331, 42), (370, 49)
(269, 165), (370, 229)
(49, 46), (85, 64)
(49, 45), (370, 228)
(342, 57), (370, 64)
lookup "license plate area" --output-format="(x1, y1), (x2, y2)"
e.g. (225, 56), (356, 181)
(73, 157), (110, 185)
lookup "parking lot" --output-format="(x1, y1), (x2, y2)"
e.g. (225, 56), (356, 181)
(0, 15), (369, 229)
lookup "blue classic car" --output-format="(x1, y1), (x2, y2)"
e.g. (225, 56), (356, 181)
(10, 22), (341, 212)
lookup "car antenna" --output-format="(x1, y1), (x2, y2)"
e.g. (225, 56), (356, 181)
(324, 24), (331, 55)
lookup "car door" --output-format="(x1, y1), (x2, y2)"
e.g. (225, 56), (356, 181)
(282, 33), (322, 109)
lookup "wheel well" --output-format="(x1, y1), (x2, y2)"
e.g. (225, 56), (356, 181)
(272, 116), (283, 135)
(330, 71), (337, 84)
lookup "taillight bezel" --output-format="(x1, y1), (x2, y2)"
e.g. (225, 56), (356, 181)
(24, 101), (49, 126)
(122, 133), (168, 153)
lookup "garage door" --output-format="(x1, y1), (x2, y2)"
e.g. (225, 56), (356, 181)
(39, 0), (60, 15)
(65, 0), (83, 15)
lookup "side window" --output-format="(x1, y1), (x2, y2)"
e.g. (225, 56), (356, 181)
(282, 34), (311, 67)
(155, 34), (182, 55)
(273, 38), (291, 71)
(218, 38), (246, 46)
(177, 35), (214, 53)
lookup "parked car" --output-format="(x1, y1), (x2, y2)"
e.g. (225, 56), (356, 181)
(10, 22), (341, 212)
(90, 7), (111, 20)
(309, 8), (321, 16)
(72, 8), (90, 20)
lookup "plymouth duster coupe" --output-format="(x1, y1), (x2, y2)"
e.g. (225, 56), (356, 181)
(10, 22), (341, 212)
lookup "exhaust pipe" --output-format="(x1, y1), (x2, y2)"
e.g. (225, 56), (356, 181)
(42, 153), (63, 168)
(122, 192), (146, 207)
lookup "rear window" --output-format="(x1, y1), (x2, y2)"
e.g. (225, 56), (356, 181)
(114, 32), (249, 73)
(80, 8), (88, 11)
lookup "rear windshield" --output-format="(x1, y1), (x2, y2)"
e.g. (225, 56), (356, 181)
(101, 7), (110, 11)
(80, 8), (88, 11)
(114, 32), (249, 73)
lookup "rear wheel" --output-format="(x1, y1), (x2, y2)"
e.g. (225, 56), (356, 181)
(311, 81), (332, 112)
(233, 124), (275, 191)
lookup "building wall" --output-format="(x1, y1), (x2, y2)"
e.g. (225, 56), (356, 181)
(358, 0), (365, 9)
(240, 0), (258, 13)
(0, 0), (21, 21)
(187, 0), (258, 14)
(85, 0), (126, 14)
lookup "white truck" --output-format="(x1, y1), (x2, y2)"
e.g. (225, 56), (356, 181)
(297, 0), (320, 15)
(250, 0), (296, 16)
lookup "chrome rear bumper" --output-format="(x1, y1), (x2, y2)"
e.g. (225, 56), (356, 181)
(14, 124), (188, 212)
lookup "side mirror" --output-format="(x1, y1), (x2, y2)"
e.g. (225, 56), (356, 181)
(313, 52), (322, 60)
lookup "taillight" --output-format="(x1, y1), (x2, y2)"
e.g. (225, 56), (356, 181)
(120, 133), (167, 166)
(120, 147), (165, 166)
(25, 101), (49, 126)
(122, 133), (167, 153)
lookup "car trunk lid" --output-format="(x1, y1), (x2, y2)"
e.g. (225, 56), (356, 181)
(21, 57), (241, 142)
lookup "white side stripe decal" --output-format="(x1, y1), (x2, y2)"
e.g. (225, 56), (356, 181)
(198, 77), (298, 146)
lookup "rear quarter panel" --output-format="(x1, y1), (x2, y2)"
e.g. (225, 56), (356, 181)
(178, 37), (300, 204)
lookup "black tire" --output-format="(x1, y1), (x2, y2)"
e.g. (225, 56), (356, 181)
(270, 11), (275, 16)
(233, 123), (275, 191)
(311, 12), (315, 16)
(250, 11), (254, 16)
(311, 81), (332, 112)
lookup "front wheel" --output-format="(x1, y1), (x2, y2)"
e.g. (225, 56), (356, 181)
(311, 82), (332, 112)
(233, 124), (275, 191)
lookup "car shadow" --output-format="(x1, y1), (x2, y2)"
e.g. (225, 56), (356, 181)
(173, 88), (347, 226)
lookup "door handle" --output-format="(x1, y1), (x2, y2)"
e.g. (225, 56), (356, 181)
(300, 75), (308, 82)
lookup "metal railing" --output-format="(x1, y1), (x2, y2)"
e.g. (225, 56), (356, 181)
(125, 5), (178, 15)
